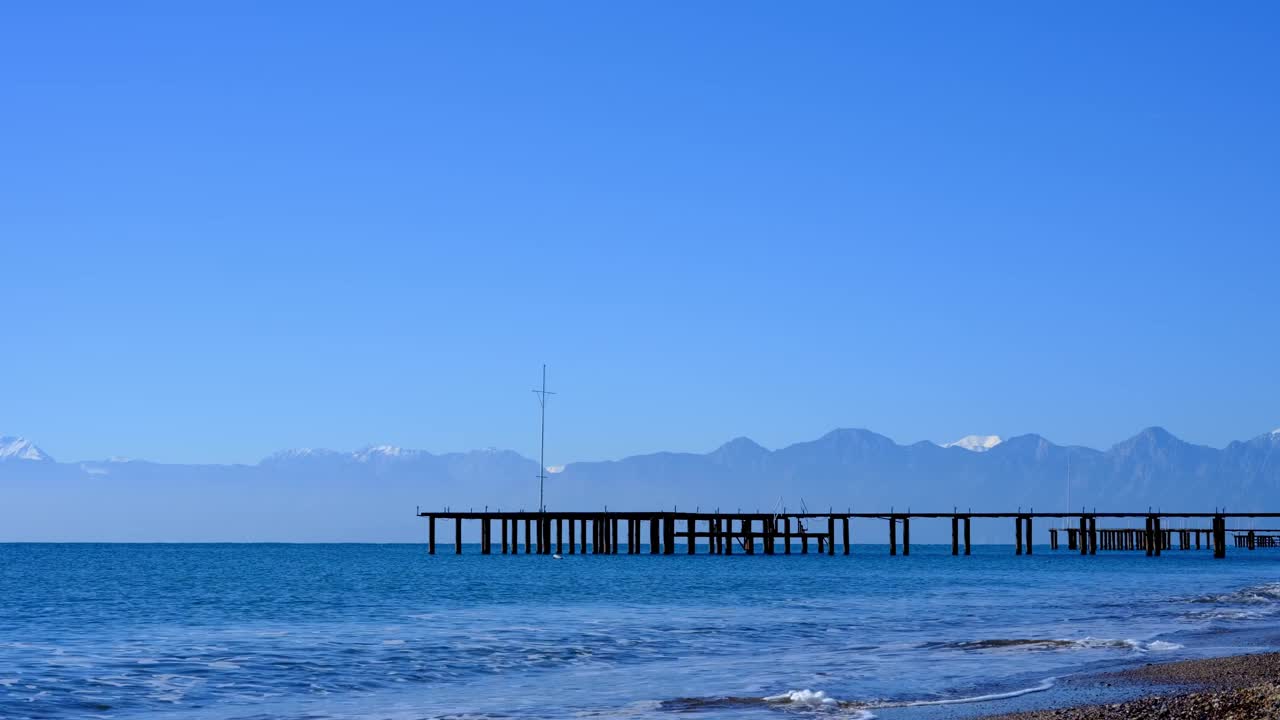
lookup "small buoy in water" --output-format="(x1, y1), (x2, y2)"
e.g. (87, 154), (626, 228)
(552, 554), (563, 560)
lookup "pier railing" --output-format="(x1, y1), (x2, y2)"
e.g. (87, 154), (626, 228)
(418, 510), (1278, 559)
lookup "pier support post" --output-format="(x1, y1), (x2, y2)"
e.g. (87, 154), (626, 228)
(903, 517), (910, 556)
(501, 518), (508, 554)
(612, 517), (620, 555)
(1027, 516), (1033, 555)
(1015, 516), (1023, 555)
(1153, 517), (1161, 557)
(1078, 517), (1087, 556)
(429, 516), (436, 555)
(1214, 516), (1226, 559)
(785, 517), (793, 555)
(1145, 517), (1153, 557)
(1089, 516), (1098, 555)
(964, 516), (971, 555)
(569, 518), (575, 554)
(843, 517), (851, 555)
(482, 518), (491, 554)
(663, 516), (675, 555)
(745, 519), (755, 555)
(456, 517), (463, 555)
(889, 517), (897, 556)
(689, 518), (697, 554)
(556, 518), (563, 555)
(828, 518), (835, 556)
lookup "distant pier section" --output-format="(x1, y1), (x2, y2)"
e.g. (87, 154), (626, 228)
(418, 510), (1280, 559)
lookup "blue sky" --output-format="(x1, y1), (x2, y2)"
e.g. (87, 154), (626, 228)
(2, 2), (1277, 465)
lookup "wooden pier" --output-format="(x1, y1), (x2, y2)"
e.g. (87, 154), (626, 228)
(419, 510), (1280, 559)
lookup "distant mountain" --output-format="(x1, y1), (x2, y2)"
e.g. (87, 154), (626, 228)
(2, 428), (1278, 541)
(0, 436), (52, 462)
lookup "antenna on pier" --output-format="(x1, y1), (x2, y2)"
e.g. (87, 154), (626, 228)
(1064, 453), (1071, 530)
(532, 364), (556, 512)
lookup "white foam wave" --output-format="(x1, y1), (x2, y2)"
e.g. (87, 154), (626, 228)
(1188, 608), (1272, 622)
(1074, 637), (1182, 652)
(942, 637), (1181, 653)
(764, 688), (839, 706)
(761, 690), (876, 717)
(1192, 582), (1280, 605)
(882, 677), (1055, 708)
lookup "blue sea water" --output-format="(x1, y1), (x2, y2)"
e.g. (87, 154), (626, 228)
(2, 543), (1279, 720)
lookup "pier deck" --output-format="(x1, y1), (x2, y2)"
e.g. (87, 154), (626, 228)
(419, 510), (1279, 559)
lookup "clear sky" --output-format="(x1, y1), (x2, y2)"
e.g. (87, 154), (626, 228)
(3, 2), (1277, 465)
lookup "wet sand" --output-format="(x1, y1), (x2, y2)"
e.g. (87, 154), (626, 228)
(982, 653), (1280, 719)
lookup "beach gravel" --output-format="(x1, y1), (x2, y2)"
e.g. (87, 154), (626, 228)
(984, 653), (1280, 720)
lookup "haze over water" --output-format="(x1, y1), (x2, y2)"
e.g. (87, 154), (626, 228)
(4, 543), (1280, 719)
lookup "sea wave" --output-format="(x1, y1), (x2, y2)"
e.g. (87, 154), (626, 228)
(925, 637), (1181, 652)
(1189, 582), (1280, 605)
(763, 689), (840, 706)
(661, 690), (873, 716)
(871, 677), (1055, 709)
(662, 681), (1060, 717)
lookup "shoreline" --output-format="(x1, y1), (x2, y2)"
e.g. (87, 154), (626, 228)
(978, 652), (1280, 719)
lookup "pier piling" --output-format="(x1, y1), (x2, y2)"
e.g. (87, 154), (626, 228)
(423, 510), (1278, 560)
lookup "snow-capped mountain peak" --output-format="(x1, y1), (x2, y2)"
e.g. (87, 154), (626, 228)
(940, 434), (1003, 452)
(354, 445), (424, 462)
(0, 436), (54, 462)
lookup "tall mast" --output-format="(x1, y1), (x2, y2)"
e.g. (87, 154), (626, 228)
(532, 365), (555, 512)
(1065, 452), (1071, 529)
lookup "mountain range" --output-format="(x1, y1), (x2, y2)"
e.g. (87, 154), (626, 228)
(3, 428), (1278, 542)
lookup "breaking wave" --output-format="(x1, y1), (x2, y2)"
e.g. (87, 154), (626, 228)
(661, 690), (873, 716)
(881, 677), (1055, 708)
(1190, 582), (1280, 605)
(925, 637), (1181, 652)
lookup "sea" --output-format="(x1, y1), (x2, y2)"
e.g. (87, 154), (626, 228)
(3, 542), (1279, 720)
